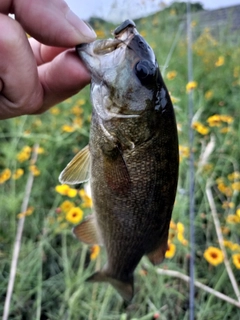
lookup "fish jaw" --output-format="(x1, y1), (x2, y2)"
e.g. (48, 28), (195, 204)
(76, 21), (161, 119)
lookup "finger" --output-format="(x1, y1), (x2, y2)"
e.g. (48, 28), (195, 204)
(29, 38), (67, 65)
(0, 14), (43, 119)
(37, 50), (90, 114)
(1, 0), (96, 46)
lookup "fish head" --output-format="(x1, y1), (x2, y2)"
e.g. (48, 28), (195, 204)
(76, 20), (162, 118)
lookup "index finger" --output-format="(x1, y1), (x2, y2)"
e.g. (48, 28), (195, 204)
(0, 0), (96, 47)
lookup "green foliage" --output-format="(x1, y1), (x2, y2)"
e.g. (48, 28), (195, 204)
(1, 8), (240, 320)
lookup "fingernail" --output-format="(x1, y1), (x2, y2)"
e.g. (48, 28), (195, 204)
(66, 10), (96, 42)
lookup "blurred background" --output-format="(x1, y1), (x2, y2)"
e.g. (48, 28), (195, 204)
(1, 1), (240, 319)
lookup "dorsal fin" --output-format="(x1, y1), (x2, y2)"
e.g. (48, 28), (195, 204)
(59, 145), (90, 185)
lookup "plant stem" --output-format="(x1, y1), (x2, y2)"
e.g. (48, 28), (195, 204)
(156, 268), (240, 308)
(206, 184), (240, 303)
(3, 144), (39, 320)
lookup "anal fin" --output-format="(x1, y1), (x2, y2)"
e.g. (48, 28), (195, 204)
(147, 239), (168, 265)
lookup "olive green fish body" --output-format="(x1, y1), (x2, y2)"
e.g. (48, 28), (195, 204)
(59, 20), (179, 301)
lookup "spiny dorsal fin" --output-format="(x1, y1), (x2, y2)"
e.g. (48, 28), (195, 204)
(59, 145), (90, 185)
(73, 215), (102, 245)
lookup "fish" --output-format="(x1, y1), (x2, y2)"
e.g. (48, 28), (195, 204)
(59, 19), (179, 302)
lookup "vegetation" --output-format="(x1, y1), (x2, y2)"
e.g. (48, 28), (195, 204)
(1, 5), (240, 320)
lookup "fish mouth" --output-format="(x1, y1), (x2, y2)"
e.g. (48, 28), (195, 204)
(76, 20), (138, 57)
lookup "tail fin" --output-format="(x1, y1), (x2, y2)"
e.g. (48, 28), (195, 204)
(86, 271), (134, 302)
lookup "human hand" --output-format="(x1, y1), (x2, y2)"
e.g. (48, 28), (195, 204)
(0, 0), (96, 119)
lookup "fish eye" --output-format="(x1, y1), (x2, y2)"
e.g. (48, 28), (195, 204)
(134, 60), (156, 87)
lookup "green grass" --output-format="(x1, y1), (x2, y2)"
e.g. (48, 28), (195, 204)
(1, 8), (240, 320)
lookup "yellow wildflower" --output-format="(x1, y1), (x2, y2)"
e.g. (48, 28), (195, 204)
(222, 201), (234, 209)
(67, 188), (78, 198)
(77, 98), (86, 106)
(29, 165), (40, 176)
(0, 168), (11, 184)
(177, 222), (184, 233)
(177, 232), (188, 246)
(226, 214), (240, 224)
(55, 184), (70, 195)
(166, 71), (177, 80)
(232, 253), (240, 269)
(55, 184), (77, 198)
(179, 145), (190, 159)
(90, 245), (100, 260)
(140, 30), (147, 37)
(220, 127), (230, 134)
(203, 246), (224, 266)
(73, 117), (83, 127)
(71, 105), (83, 116)
(223, 240), (240, 251)
(61, 124), (75, 133)
(17, 206), (34, 218)
(50, 107), (60, 115)
(228, 172), (240, 181)
(60, 200), (74, 213)
(186, 81), (198, 93)
(17, 146), (31, 162)
(192, 121), (209, 135)
(165, 242), (176, 259)
(66, 207), (83, 224)
(221, 226), (230, 235)
(204, 90), (213, 100)
(36, 147), (45, 154)
(170, 220), (177, 230)
(207, 115), (222, 127)
(217, 182), (232, 197)
(170, 95), (180, 104)
(215, 56), (224, 67)
(233, 66), (240, 78)
(176, 222), (188, 245)
(231, 182), (240, 191)
(236, 208), (240, 218)
(79, 189), (92, 208)
(12, 168), (24, 180)
(207, 114), (233, 127)
(95, 29), (105, 38)
(220, 115), (233, 124)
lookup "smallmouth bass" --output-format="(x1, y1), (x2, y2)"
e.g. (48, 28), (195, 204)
(59, 19), (179, 302)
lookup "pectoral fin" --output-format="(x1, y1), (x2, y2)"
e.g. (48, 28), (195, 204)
(73, 215), (102, 245)
(59, 145), (90, 185)
(103, 146), (131, 195)
(86, 271), (134, 302)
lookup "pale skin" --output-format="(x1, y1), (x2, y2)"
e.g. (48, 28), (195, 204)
(0, 0), (96, 120)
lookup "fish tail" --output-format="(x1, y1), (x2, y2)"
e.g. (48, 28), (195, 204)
(86, 271), (134, 302)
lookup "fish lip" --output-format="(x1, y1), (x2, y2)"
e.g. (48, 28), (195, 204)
(76, 39), (122, 56)
(113, 19), (136, 36)
(93, 39), (122, 55)
(76, 21), (138, 57)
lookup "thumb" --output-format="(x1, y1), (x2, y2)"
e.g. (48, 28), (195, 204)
(12, 0), (96, 46)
